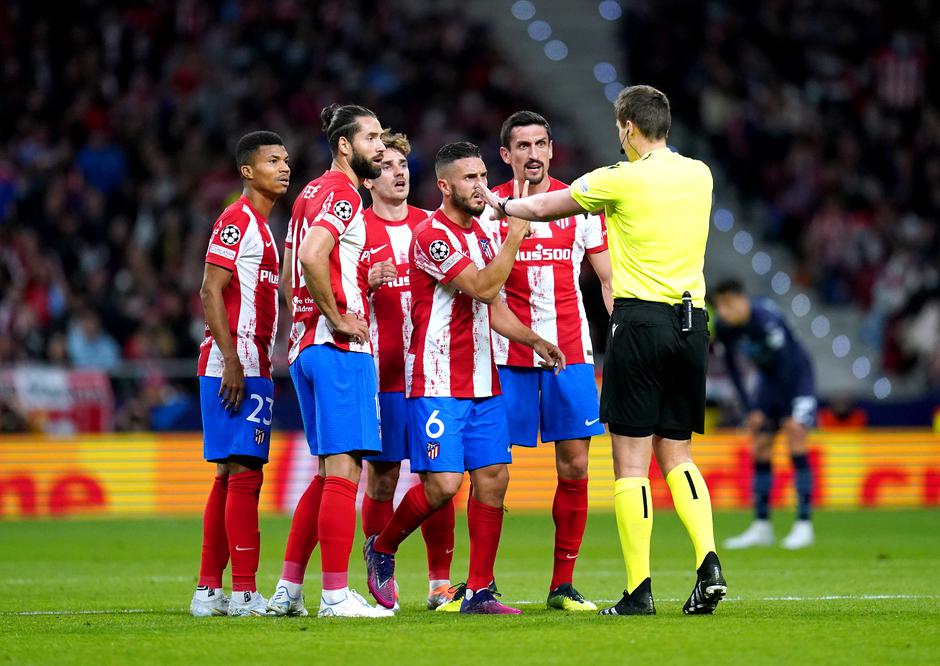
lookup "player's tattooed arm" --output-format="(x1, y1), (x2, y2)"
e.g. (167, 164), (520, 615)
(200, 263), (244, 411)
(367, 259), (397, 291)
(489, 299), (567, 373)
(297, 226), (369, 343)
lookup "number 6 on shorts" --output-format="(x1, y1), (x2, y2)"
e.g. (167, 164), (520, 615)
(425, 409), (445, 439)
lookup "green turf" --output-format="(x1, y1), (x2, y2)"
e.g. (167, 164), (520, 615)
(2, 510), (939, 665)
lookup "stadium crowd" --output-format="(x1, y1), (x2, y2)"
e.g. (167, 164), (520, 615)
(0, 1), (593, 429)
(624, 0), (940, 388)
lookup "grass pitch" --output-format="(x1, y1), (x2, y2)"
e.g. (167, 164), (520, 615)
(2, 510), (938, 665)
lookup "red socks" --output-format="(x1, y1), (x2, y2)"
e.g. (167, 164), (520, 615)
(467, 496), (503, 591)
(374, 483), (434, 555)
(226, 469), (263, 592)
(551, 477), (589, 589)
(198, 475), (229, 589)
(318, 477), (358, 591)
(361, 494), (394, 538)
(281, 475), (325, 584)
(421, 496), (455, 581)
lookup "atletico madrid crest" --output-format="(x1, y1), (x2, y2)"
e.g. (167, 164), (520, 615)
(553, 218), (572, 230)
(426, 441), (440, 460)
(254, 428), (266, 445)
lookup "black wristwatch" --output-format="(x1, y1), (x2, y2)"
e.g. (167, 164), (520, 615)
(499, 196), (513, 216)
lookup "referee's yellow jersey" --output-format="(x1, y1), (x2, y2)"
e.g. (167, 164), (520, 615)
(571, 147), (712, 307)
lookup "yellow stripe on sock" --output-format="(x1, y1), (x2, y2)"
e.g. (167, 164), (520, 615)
(666, 462), (716, 569)
(613, 477), (652, 594)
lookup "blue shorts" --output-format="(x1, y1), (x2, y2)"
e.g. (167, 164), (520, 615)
(199, 376), (274, 463)
(290, 344), (382, 457)
(407, 395), (511, 473)
(755, 364), (817, 432)
(365, 391), (409, 463)
(497, 364), (604, 447)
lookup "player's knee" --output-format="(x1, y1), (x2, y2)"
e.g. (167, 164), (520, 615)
(557, 455), (589, 480)
(424, 476), (461, 507)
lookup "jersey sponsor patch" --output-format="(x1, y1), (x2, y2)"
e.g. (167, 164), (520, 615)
(333, 200), (354, 221)
(440, 253), (462, 273)
(219, 224), (241, 245)
(429, 239), (451, 262)
(209, 244), (236, 260)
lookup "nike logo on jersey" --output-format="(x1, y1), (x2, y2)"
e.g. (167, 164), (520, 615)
(611, 323), (619, 337)
(584, 418), (600, 426)
(265, 241), (273, 248)
(368, 244), (389, 254)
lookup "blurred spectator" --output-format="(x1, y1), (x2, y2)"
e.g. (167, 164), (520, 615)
(818, 397), (868, 430)
(624, 1), (939, 388)
(66, 311), (120, 370)
(0, 1), (592, 428)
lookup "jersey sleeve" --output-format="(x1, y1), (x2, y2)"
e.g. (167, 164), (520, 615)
(413, 225), (472, 284)
(311, 190), (362, 242)
(580, 211), (608, 253)
(205, 209), (249, 271)
(571, 164), (625, 215)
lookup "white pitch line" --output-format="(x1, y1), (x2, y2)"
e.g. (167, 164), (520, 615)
(6, 576), (190, 586)
(4, 595), (938, 617)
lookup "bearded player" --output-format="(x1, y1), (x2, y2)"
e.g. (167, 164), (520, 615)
(364, 142), (565, 615)
(485, 111), (614, 611)
(359, 131), (460, 610)
(190, 131), (289, 617)
(266, 104), (392, 619)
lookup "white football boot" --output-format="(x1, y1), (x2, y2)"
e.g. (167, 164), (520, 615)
(318, 588), (395, 618)
(267, 580), (309, 617)
(228, 590), (271, 616)
(190, 586), (229, 617)
(724, 519), (775, 549)
(781, 520), (815, 550)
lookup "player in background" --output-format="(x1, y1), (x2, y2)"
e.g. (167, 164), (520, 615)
(267, 104), (392, 619)
(711, 279), (817, 550)
(484, 111), (614, 612)
(359, 131), (460, 611)
(364, 142), (565, 615)
(190, 131), (289, 617)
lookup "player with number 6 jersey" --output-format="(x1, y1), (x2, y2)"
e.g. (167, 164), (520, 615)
(358, 131), (459, 611)
(364, 142), (565, 616)
(191, 131), (289, 618)
(481, 111), (614, 612)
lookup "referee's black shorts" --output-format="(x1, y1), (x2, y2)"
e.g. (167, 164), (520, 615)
(600, 298), (708, 440)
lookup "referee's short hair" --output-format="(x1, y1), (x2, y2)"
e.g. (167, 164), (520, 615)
(614, 85), (671, 140)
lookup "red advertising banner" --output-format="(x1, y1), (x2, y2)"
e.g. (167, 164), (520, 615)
(0, 431), (938, 519)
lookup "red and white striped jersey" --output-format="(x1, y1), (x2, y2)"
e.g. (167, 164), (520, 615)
(406, 208), (500, 399)
(361, 205), (430, 393)
(285, 171), (371, 362)
(198, 195), (280, 379)
(484, 177), (607, 366)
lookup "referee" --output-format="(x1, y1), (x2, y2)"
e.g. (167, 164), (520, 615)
(475, 85), (726, 616)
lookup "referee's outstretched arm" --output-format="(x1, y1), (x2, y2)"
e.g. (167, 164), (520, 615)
(475, 183), (585, 222)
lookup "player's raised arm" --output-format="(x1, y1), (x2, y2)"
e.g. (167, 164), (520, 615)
(447, 179), (530, 303)
(297, 225), (368, 343)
